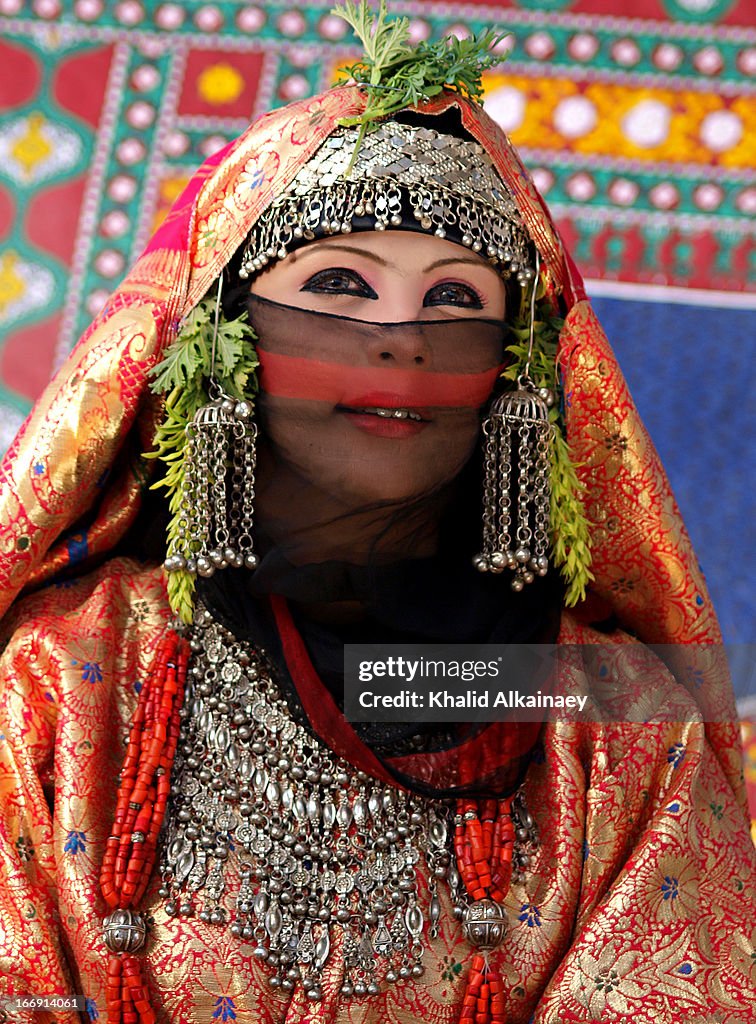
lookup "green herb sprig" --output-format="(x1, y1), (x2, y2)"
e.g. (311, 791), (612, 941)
(332, 1), (508, 170)
(146, 294), (259, 623)
(503, 291), (594, 606)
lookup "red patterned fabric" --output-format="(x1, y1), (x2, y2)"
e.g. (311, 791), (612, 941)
(0, 89), (753, 1022)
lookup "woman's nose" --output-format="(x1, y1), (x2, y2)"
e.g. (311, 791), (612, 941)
(364, 325), (432, 368)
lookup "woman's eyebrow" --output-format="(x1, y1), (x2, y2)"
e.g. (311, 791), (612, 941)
(294, 244), (495, 276)
(295, 243), (390, 266)
(423, 256), (497, 275)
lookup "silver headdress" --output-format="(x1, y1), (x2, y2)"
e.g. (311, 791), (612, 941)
(239, 121), (534, 284)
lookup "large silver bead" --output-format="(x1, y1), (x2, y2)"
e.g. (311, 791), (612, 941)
(462, 899), (508, 950)
(103, 909), (148, 953)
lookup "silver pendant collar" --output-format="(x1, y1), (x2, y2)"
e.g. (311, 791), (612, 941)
(158, 606), (538, 1001)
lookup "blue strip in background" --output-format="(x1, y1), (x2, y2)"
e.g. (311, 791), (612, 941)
(592, 296), (756, 645)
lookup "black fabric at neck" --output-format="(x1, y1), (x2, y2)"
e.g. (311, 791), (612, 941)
(198, 525), (562, 799)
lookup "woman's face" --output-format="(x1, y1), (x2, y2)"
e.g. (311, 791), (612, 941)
(249, 230), (508, 508)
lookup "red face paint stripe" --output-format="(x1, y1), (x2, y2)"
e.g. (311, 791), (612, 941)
(256, 349), (504, 408)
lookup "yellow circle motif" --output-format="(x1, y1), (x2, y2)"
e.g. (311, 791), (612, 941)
(197, 63), (245, 106)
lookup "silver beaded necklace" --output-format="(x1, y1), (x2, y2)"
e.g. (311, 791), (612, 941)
(158, 605), (538, 1002)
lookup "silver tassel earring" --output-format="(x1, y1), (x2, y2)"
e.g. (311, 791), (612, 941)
(473, 252), (555, 591)
(164, 276), (259, 579)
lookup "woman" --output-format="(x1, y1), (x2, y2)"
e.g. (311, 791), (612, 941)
(0, 40), (753, 1024)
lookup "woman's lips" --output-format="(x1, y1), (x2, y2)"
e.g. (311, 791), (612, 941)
(340, 410), (428, 438)
(337, 396), (430, 437)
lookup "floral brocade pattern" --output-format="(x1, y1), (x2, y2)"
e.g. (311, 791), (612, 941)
(560, 301), (720, 646)
(0, 85), (752, 1022)
(0, 561), (754, 1023)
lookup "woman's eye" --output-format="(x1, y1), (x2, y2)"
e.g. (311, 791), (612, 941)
(301, 268), (377, 298)
(424, 282), (484, 309)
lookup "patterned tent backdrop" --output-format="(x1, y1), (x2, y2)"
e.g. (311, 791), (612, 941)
(0, 0), (754, 651)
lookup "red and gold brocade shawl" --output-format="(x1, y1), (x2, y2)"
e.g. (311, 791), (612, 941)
(0, 89), (753, 1023)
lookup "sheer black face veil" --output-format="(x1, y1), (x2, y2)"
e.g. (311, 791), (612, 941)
(195, 114), (562, 799)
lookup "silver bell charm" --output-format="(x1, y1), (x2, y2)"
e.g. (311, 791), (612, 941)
(164, 382), (258, 579)
(474, 251), (554, 591)
(474, 376), (553, 591)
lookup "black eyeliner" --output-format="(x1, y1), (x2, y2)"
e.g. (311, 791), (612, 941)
(423, 282), (485, 309)
(300, 268), (378, 299)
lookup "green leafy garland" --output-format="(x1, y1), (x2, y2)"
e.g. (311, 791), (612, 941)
(146, 294), (258, 623)
(503, 289), (594, 606)
(332, 1), (507, 170)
